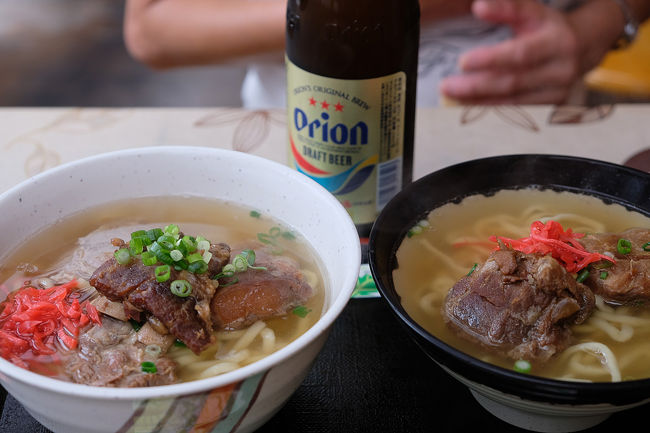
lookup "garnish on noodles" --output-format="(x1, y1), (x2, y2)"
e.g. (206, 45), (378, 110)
(490, 220), (616, 273)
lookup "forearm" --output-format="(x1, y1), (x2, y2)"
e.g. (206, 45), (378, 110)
(124, 0), (285, 68)
(568, 0), (650, 73)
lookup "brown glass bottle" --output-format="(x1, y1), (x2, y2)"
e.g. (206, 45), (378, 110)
(286, 0), (420, 238)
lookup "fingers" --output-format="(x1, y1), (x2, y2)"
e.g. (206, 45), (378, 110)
(442, 84), (569, 105)
(472, 0), (545, 29)
(440, 59), (576, 105)
(460, 32), (557, 72)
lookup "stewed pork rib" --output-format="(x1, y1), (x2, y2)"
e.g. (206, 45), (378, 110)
(90, 243), (231, 354)
(580, 228), (650, 304)
(443, 249), (595, 362)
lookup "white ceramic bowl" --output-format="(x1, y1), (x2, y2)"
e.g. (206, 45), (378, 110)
(0, 146), (360, 433)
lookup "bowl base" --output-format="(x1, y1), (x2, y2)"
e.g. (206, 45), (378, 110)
(470, 390), (611, 433)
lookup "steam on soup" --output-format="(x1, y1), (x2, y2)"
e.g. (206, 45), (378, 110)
(394, 189), (650, 382)
(0, 197), (325, 386)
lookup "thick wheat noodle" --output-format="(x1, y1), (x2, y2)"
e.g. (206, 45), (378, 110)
(184, 360), (228, 373)
(566, 354), (613, 379)
(419, 291), (442, 316)
(232, 320), (267, 352)
(260, 328), (276, 354)
(419, 239), (467, 275)
(217, 329), (247, 341)
(594, 310), (650, 327)
(589, 317), (634, 342)
(474, 216), (524, 239)
(197, 362), (240, 379)
(595, 295), (616, 313)
(562, 342), (622, 382)
(538, 213), (606, 233)
(301, 269), (318, 289)
(216, 349), (251, 363)
(556, 376), (592, 383)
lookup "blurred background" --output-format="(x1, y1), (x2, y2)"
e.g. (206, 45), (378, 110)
(0, 0), (245, 106)
(1, 0), (649, 107)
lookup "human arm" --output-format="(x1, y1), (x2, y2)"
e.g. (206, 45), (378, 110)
(124, 0), (473, 70)
(439, 0), (650, 104)
(123, 0), (286, 68)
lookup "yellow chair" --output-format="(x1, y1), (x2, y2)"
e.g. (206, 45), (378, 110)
(585, 21), (650, 98)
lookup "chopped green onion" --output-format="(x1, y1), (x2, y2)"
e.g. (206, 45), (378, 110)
(232, 255), (248, 272)
(141, 251), (157, 266)
(164, 224), (180, 237)
(146, 228), (164, 242)
(129, 319), (144, 331)
(170, 249), (183, 261)
(144, 344), (162, 358)
(281, 231), (296, 240)
(514, 360), (531, 374)
(202, 251), (213, 264)
(617, 238), (632, 255)
(250, 210), (261, 218)
(131, 229), (147, 239)
(155, 250), (174, 265)
(212, 250), (266, 280)
(600, 271), (609, 280)
(643, 242), (650, 252)
(173, 339), (186, 347)
(407, 220), (429, 238)
(114, 248), (132, 265)
(241, 249), (256, 267)
(187, 252), (203, 263)
(157, 235), (176, 251)
(197, 240), (210, 253)
(292, 305), (312, 318)
(188, 260), (208, 274)
(175, 259), (189, 271)
(592, 260), (613, 269)
(576, 269), (590, 283)
(131, 230), (151, 246)
(155, 265), (171, 282)
(466, 263), (478, 276)
(141, 361), (157, 374)
(256, 226), (295, 254)
(179, 236), (197, 254)
(170, 279), (192, 297)
(129, 237), (144, 256)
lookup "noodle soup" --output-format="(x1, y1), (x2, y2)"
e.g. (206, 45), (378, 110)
(0, 196), (325, 384)
(394, 188), (650, 382)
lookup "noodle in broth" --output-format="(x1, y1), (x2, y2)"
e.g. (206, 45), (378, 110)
(394, 189), (650, 382)
(0, 197), (325, 384)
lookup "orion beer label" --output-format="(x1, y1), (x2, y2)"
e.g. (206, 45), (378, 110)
(286, 58), (407, 226)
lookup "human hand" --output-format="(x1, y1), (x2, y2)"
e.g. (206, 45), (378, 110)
(440, 0), (581, 104)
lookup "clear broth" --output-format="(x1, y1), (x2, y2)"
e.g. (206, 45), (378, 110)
(394, 188), (650, 382)
(0, 197), (326, 383)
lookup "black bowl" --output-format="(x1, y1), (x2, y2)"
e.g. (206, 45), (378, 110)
(368, 154), (650, 431)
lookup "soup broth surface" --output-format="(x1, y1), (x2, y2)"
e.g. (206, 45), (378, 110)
(394, 188), (650, 382)
(0, 197), (326, 383)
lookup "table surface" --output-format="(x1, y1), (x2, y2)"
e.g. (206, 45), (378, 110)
(1, 105), (649, 433)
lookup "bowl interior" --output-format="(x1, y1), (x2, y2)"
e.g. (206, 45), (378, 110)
(369, 154), (650, 405)
(0, 146), (360, 399)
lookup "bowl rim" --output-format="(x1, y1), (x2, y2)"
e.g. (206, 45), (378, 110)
(0, 146), (361, 399)
(369, 153), (650, 405)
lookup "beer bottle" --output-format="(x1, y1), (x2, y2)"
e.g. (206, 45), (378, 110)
(286, 0), (419, 238)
